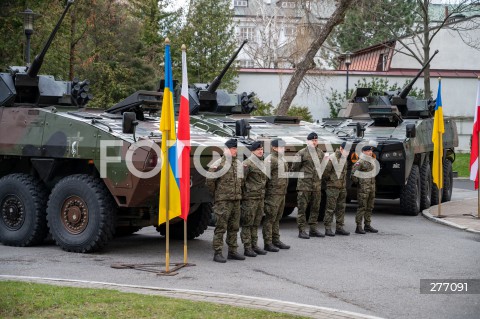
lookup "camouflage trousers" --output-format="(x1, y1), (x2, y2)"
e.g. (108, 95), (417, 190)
(240, 199), (264, 249)
(324, 187), (346, 229)
(296, 191), (321, 231)
(213, 200), (241, 253)
(356, 187), (375, 226)
(263, 195), (285, 245)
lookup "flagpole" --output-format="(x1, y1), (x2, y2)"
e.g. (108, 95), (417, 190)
(165, 133), (170, 273)
(438, 131), (442, 217)
(184, 219), (187, 264)
(478, 129), (479, 218)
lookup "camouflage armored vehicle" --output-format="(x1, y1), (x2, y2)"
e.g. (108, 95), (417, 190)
(320, 50), (458, 215)
(0, 1), (341, 252)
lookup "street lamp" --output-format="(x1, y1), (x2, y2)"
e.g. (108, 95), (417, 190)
(344, 51), (352, 98)
(19, 8), (40, 66)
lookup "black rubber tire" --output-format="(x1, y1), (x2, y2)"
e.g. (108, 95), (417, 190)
(400, 164), (421, 215)
(420, 159), (432, 210)
(114, 226), (142, 237)
(282, 206), (295, 218)
(431, 159), (454, 205)
(442, 159), (453, 202)
(157, 203), (211, 240)
(0, 174), (49, 247)
(47, 175), (116, 253)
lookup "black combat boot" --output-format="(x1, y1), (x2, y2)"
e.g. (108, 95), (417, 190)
(273, 241), (290, 249)
(244, 248), (257, 257)
(298, 230), (310, 239)
(364, 225), (378, 233)
(335, 228), (350, 236)
(228, 251), (246, 260)
(264, 243), (280, 252)
(355, 225), (366, 234)
(309, 228), (325, 238)
(213, 252), (227, 263)
(252, 245), (267, 255)
(325, 228), (335, 237)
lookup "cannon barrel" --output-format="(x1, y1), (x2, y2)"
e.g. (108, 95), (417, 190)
(207, 39), (248, 94)
(27, 0), (74, 78)
(399, 49), (439, 99)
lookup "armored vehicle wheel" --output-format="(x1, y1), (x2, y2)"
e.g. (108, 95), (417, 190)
(442, 159), (453, 202)
(47, 175), (116, 253)
(431, 159), (454, 205)
(0, 174), (49, 247)
(157, 203), (211, 240)
(420, 159), (432, 210)
(400, 164), (421, 215)
(282, 206), (295, 218)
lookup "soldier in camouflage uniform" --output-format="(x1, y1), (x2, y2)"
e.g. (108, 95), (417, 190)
(206, 139), (245, 263)
(240, 141), (268, 257)
(263, 138), (290, 252)
(323, 142), (350, 236)
(351, 145), (379, 234)
(291, 132), (325, 239)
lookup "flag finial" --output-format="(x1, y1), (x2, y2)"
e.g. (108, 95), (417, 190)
(165, 38), (170, 44)
(181, 44), (186, 51)
(438, 77), (441, 81)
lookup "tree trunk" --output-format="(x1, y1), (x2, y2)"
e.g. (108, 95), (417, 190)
(421, 0), (431, 98)
(276, 0), (357, 115)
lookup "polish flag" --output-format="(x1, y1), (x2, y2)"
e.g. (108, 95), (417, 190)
(470, 79), (480, 190)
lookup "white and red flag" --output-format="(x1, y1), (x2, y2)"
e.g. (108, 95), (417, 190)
(470, 78), (480, 190)
(177, 45), (191, 219)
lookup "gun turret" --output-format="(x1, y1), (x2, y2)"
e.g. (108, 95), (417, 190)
(27, 0), (74, 78)
(399, 50), (439, 99)
(207, 40), (248, 94)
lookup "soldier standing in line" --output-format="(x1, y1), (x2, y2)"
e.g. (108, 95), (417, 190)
(206, 138), (245, 263)
(240, 141), (268, 257)
(323, 142), (350, 237)
(351, 145), (379, 234)
(291, 132), (325, 239)
(263, 138), (290, 252)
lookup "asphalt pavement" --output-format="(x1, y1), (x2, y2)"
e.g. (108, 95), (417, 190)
(1, 180), (479, 319)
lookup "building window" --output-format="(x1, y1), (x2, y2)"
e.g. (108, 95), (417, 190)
(281, 1), (296, 8)
(376, 53), (388, 71)
(234, 0), (248, 7)
(284, 26), (296, 37)
(239, 27), (255, 42)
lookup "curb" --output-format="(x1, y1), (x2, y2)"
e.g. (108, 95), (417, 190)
(421, 209), (480, 234)
(0, 275), (384, 319)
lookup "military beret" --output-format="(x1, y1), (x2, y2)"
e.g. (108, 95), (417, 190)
(362, 145), (375, 152)
(271, 139), (285, 147)
(307, 132), (318, 140)
(340, 142), (347, 149)
(225, 138), (238, 148)
(249, 141), (263, 151)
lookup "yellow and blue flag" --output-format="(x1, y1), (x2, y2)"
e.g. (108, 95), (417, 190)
(432, 79), (444, 189)
(159, 39), (181, 224)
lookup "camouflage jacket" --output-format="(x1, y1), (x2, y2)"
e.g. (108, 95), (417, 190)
(206, 155), (242, 201)
(291, 146), (325, 191)
(242, 154), (268, 199)
(324, 149), (348, 189)
(351, 156), (376, 190)
(265, 150), (288, 196)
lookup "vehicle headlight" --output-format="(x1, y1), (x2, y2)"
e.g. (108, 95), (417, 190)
(381, 151), (403, 160)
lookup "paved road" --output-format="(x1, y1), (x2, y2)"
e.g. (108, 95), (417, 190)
(1, 185), (479, 319)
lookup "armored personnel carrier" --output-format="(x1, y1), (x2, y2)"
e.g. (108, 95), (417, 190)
(0, 1), (341, 252)
(320, 50), (458, 215)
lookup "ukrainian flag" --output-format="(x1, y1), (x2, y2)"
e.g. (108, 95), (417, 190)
(432, 79), (444, 189)
(159, 39), (181, 224)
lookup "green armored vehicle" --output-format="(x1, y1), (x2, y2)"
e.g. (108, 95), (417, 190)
(0, 1), (342, 252)
(320, 50), (458, 215)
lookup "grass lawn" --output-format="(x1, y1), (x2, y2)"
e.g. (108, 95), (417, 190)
(0, 281), (306, 319)
(453, 153), (471, 178)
